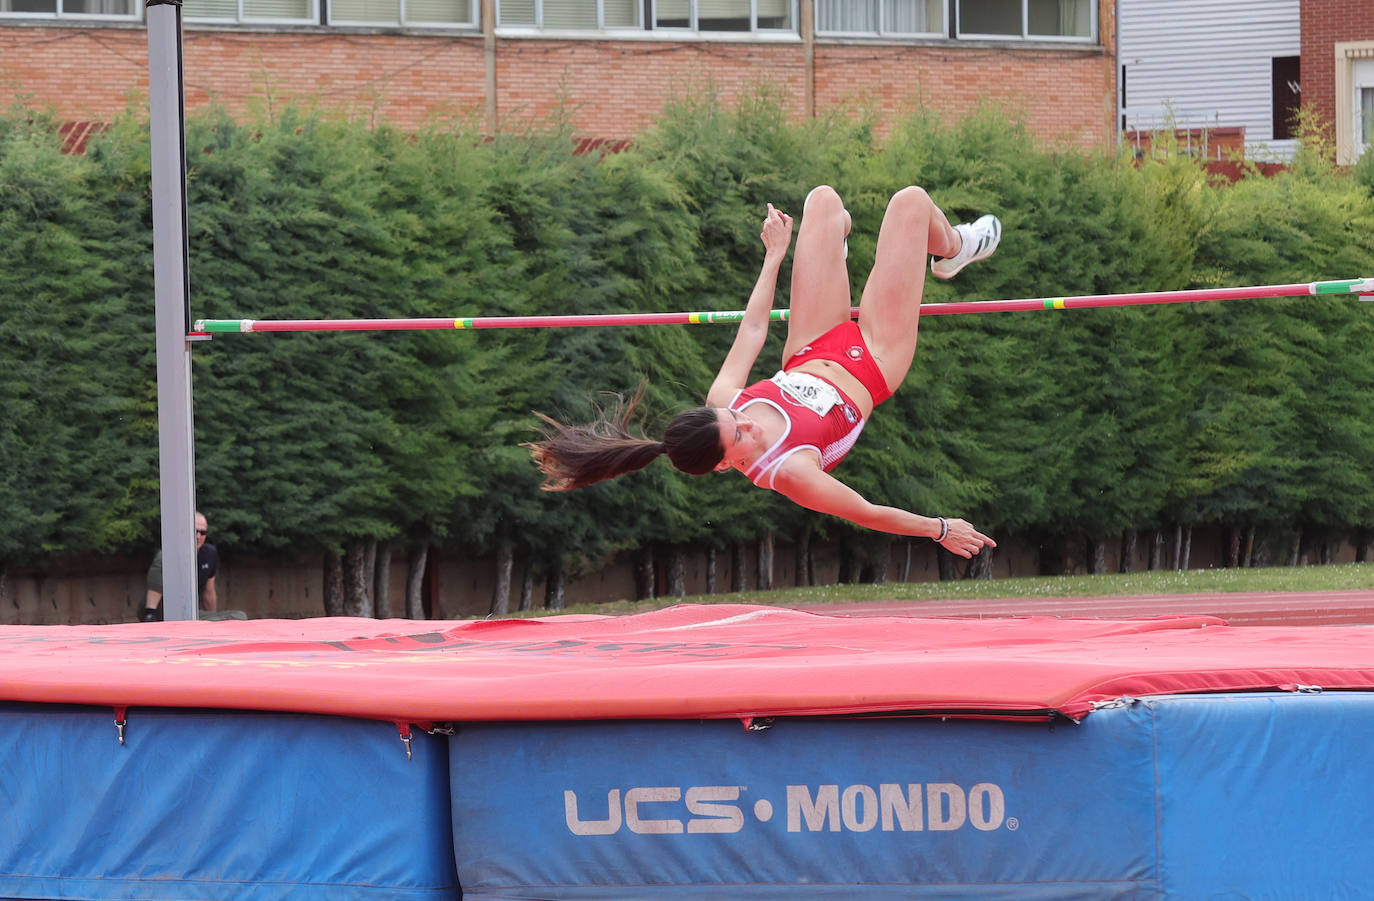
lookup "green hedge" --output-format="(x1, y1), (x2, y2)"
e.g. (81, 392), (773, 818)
(2, 97), (1372, 580)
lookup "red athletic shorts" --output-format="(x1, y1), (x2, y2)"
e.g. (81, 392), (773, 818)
(783, 320), (894, 406)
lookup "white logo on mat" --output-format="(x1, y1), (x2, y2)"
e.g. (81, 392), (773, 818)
(563, 782), (1009, 836)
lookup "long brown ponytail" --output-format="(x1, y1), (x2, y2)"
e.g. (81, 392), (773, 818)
(525, 384), (724, 491)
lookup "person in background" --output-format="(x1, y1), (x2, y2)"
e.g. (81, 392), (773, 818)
(140, 511), (218, 622)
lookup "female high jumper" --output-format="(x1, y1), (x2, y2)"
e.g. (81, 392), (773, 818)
(526, 185), (999, 559)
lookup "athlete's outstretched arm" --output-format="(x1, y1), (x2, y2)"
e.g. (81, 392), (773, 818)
(706, 204), (794, 408)
(772, 461), (995, 558)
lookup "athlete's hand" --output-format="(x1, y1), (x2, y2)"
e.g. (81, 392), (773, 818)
(761, 203), (794, 260)
(939, 519), (997, 559)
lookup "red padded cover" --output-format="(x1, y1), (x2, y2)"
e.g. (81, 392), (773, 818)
(2, 604), (1372, 722)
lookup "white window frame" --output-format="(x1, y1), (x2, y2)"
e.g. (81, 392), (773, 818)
(496, 0), (797, 36)
(184, 0), (317, 25)
(0, 0), (139, 21)
(180, 0), (477, 27)
(1335, 42), (1374, 166)
(495, 0), (643, 32)
(326, 0), (476, 29)
(1360, 79), (1374, 160)
(652, 0), (795, 34)
(956, 0), (1095, 43)
(814, 0), (946, 39)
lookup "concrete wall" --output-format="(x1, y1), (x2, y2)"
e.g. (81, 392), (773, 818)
(3, 526), (1360, 625)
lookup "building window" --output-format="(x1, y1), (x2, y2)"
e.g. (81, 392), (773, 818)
(1337, 47), (1374, 165)
(329, 0), (474, 26)
(1271, 56), (1300, 141)
(498, 0), (793, 33)
(0, 0), (137, 19)
(1362, 86), (1374, 151)
(499, 0), (639, 28)
(182, 0), (474, 25)
(957, 0), (1093, 41)
(815, 0), (944, 37)
(184, 0), (314, 23)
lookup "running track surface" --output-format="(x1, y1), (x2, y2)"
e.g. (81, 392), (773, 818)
(802, 589), (1374, 626)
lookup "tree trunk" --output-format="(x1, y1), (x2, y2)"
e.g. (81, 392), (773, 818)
(518, 562), (536, 612)
(1171, 524), (1184, 570)
(491, 534), (513, 616)
(1180, 526), (1192, 570)
(667, 548), (686, 597)
(404, 544), (428, 619)
(1086, 536), (1106, 575)
(901, 540), (913, 582)
(323, 551), (344, 617)
(869, 541), (889, 584)
(757, 533), (774, 591)
(342, 542), (370, 617)
(964, 546), (994, 580)
(373, 540), (392, 618)
(361, 540), (377, 617)
(1222, 525), (1239, 568)
(634, 547), (655, 600)
(937, 546), (959, 581)
(839, 538), (869, 584)
(1321, 539), (1334, 565)
(1119, 530), (1136, 573)
(545, 562), (566, 610)
(1288, 528), (1302, 566)
(1147, 529), (1162, 571)
(844, 545), (864, 584)
(1241, 525), (1255, 568)
(795, 528), (812, 587)
(731, 543), (748, 593)
(1357, 529), (1371, 564)
(705, 546), (718, 595)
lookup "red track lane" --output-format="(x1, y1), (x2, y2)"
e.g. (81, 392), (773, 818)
(802, 589), (1374, 626)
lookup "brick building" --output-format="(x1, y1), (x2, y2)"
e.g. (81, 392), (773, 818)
(3, 0), (1118, 149)
(1301, 0), (1374, 164)
(1117, 0), (1373, 165)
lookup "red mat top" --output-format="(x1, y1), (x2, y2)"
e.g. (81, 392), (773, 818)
(2, 604), (1372, 723)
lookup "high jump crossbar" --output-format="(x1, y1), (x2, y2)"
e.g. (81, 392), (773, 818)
(193, 278), (1374, 334)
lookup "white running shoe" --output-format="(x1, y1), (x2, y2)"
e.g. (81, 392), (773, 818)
(930, 214), (1001, 280)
